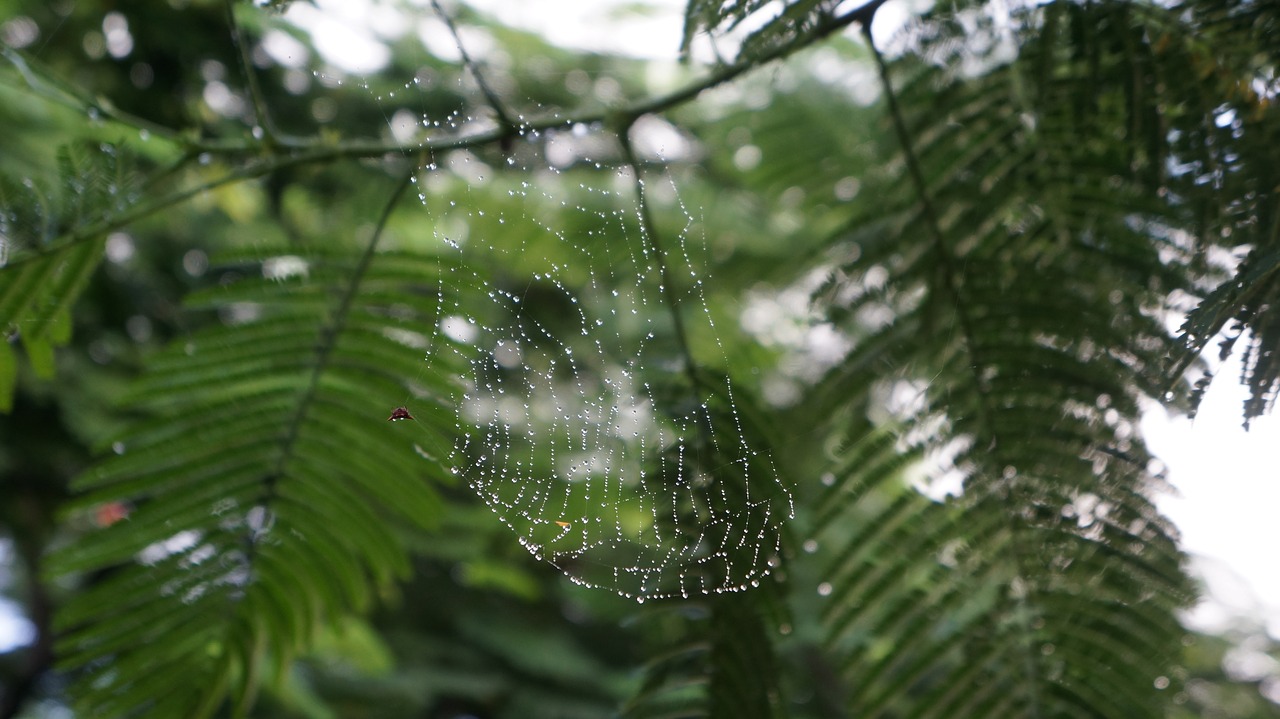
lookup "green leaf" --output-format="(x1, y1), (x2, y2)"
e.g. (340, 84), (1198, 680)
(22, 333), (54, 379)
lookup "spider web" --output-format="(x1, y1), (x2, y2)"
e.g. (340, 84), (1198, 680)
(353, 22), (792, 602)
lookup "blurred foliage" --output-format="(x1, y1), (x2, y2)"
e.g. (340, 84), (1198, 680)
(1, 0), (1280, 718)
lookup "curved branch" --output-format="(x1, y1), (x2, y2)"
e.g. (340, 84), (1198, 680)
(430, 0), (515, 130)
(2, 148), (342, 272)
(225, 0), (278, 144)
(1, 1), (881, 270)
(0, 48), (182, 144)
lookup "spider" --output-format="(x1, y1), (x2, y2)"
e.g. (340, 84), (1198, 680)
(387, 406), (414, 421)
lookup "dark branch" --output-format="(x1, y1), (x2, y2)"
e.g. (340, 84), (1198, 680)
(430, 0), (515, 130)
(225, 0), (278, 144)
(1, 0), (883, 270)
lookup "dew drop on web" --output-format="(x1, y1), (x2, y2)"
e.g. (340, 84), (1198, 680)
(363, 48), (792, 601)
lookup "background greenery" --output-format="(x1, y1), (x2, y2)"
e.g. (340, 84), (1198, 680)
(1, 0), (1279, 717)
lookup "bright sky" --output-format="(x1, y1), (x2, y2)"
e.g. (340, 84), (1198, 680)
(1143, 353), (1280, 637)
(281, 0), (921, 71)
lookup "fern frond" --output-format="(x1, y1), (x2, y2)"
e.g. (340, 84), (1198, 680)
(801, 3), (1199, 716)
(49, 178), (462, 717)
(680, 0), (865, 64)
(816, 421), (1190, 717)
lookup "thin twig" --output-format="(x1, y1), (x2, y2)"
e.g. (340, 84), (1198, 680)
(617, 129), (704, 396)
(862, 22), (993, 430)
(429, 0), (515, 129)
(2, 149), (345, 272)
(224, 0), (278, 143)
(0, 47), (181, 143)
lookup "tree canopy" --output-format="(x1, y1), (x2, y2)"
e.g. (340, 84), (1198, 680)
(1, 0), (1279, 717)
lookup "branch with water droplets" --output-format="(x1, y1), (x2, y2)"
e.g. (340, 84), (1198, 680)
(225, 0), (279, 147)
(0, 0), (883, 269)
(0, 47), (181, 144)
(429, 0), (516, 133)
